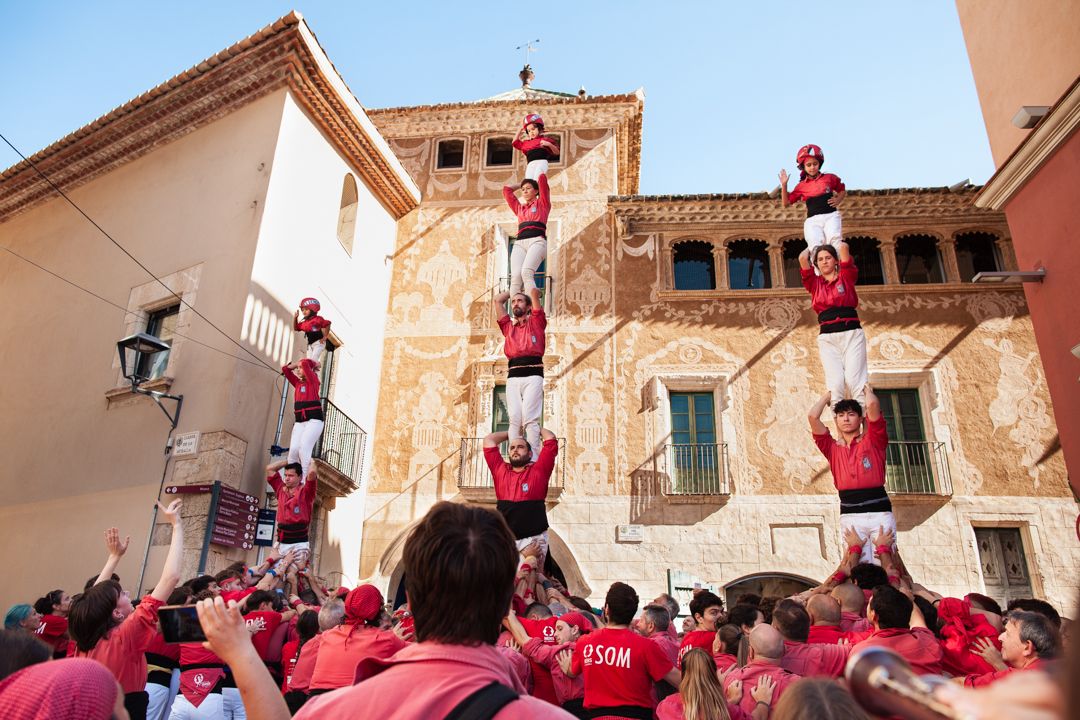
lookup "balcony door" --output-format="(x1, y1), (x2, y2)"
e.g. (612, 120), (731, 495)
(668, 391), (719, 492)
(878, 389), (933, 492)
(974, 528), (1033, 607)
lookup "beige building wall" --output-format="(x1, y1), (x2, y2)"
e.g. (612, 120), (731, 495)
(955, 0), (1080, 163)
(361, 92), (1076, 617)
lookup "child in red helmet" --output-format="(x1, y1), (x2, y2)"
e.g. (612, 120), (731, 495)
(779, 144), (847, 267)
(294, 297), (331, 362)
(513, 113), (560, 181)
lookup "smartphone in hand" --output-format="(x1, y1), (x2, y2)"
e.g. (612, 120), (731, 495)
(159, 605), (206, 643)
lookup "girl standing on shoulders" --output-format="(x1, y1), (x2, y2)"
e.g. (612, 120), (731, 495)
(779, 144), (846, 264)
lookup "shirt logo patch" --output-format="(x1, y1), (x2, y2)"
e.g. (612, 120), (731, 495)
(521, 483), (529, 493)
(299, 385), (306, 393)
(837, 283), (845, 294)
(862, 457), (872, 470)
(293, 505), (301, 514)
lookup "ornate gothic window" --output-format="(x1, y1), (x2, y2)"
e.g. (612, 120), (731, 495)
(896, 234), (944, 284)
(672, 240), (715, 290)
(727, 239), (771, 290)
(955, 232), (1002, 281)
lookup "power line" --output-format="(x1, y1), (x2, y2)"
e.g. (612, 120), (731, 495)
(0, 243), (276, 371)
(0, 130), (280, 374)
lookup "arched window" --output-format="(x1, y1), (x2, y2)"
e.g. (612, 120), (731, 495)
(673, 240), (716, 290)
(955, 232), (1001, 281)
(846, 236), (885, 285)
(782, 240), (804, 288)
(337, 174), (358, 255)
(727, 239), (771, 290)
(896, 234), (944, 284)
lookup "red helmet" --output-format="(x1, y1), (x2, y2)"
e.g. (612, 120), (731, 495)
(796, 144), (824, 168)
(523, 113), (545, 130)
(300, 297), (320, 312)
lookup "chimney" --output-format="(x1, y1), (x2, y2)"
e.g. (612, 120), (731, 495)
(519, 64), (535, 88)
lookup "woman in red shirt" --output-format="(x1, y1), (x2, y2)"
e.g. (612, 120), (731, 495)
(282, 609), (319, 713)
(502, 172), (551, 298)
(799, 240), (868, 406)
(68, 501), (185, 720)
(31, 589), (72, 658)
(283, 359), (325, 479)
(308, 585), (406, 694)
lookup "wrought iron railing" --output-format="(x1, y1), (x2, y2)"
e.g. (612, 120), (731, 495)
(662, 442), (731, 496)
(457, 437), (566, 491)
(312, 399), (367, 483)
(885, 440), (951, 495)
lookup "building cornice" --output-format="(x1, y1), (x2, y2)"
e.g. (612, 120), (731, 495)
(0, 12), (420, 222)
(975, 76), (1080, 210)
(369, 92), (645, 195)
(609, 187), (1005, 228)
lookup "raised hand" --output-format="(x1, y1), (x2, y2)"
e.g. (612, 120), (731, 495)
(104, 527), (131, 558)
(843, 526), (864, 551)
(196, 597), (255, 665)
(778, 168), (789, 186)
(872, 525), (896, 549)
(971, 637), (1007, 671)
(157, 499), (182, 526)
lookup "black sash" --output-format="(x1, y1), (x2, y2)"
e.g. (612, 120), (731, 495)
(817, 306), (861, 334)
(517, 221), (546, 240)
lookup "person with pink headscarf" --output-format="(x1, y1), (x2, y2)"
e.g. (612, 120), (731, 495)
(0, 657), (128, 720)
(306, 585), (406, 693)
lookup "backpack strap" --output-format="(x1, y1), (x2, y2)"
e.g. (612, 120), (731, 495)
(443, 681), (519, 720)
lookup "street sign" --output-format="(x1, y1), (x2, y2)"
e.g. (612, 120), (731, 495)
(173, 431), (200, 457)
(164, 485), (213, 494)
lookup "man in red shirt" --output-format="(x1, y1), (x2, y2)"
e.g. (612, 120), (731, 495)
(266, 460), (318, 575)
(772, 599), (850, 678)
(637, 605), (679, 666)
(963, 610), (1060, 687)
(805, 594), (850, 645)
(296, 502), (573, 719)
(678, 590), (724, 668)
(514, 603), (560, 705)
(483, 424), (558, 564)
(722, 624), (801, 718)
(852, 585), (943, 675)
(809, 385), (895, 565)
(494, 286), (547, 462)
(566, 582), (681, 719)
(505, 609), (589, 715)
(832, 582), (872, 633)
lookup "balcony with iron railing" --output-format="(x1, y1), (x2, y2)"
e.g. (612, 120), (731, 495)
(884, 440), (952, 497)
(661, 442), (731, 500)
(311, 399), (368, 496)
(457, 437), (566, 504)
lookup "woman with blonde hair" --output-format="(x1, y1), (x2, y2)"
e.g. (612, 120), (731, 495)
(656, 648), (774, 720)
(770, 678), (868, 720)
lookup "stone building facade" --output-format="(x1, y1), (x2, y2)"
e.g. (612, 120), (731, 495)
(361, 82), (1076, 616)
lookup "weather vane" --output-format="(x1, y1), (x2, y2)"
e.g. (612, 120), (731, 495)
(516, 39), (540, 65)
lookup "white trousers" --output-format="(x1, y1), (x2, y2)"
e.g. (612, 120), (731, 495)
(840, 511), (897, 565)
(525, 159), (549, 181)
(506, 375), (544, 460)
(305, 340), (325, 362)
(509, 236), (547, 296)
(804, 210), (843, 257)
(223, 687), (246, 720)
(817, 328), (868, 405)
(147, 671), (180, 720)
(516, 530), (549, 566)
(168, 694), (223, 720)
(288, 419), (325, 478)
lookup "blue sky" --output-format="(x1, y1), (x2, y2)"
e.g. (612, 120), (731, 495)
(0, 2), (992, 194)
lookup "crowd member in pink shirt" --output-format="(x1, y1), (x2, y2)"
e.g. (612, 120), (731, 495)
(307, 585), (406, 693)
(638, 604), (679, 666)
(656, 648), (772, 720)
(722, 625), (801, 718)
(804, 594), (850, 645)
(69, 501), (184, 720)
(832, 583), (871, 634)
(504, 608), (588, 716)
(851, 585), (943, 675)
(772, 599), (850, 678)
(295, 502), (574, 719)
(713, 624), (746, 673)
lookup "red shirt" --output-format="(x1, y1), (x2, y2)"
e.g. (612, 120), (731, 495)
(294, 314), (331, 337)
(220, 587), (257, 605)
(523, 638), (583, 705)
(677, 630), (715, 668)
(656, 694), (752, 720)
(780, 639), (851, 677)
(267, 471), (318, 535)
(807, 624), (848, 645)
(840, 611), (871, 633)
(296, 642), (567, 719)
(713, 652), (738, 672)
(503, 173), (551, 227)
(512, 135), (560, 161)
(853, 627), (944, 675)
(145, 631), (180, 670)
(309, 624), (406, 691)
(787, 172), (845, 203)
(801, 260), (859, 315)
(648, 632), (680, 666)
(281, 639), (301, 693)
(282, 361), (322, 405)
(813, 417), (889, 491)
(75, 595), (163, 693)
(571, 627), (673, 711)
(288, 634), (321, 692)
(963, 658), (1048, 688)
(33, 614), (69, 655)
(178, 643), (227, 706)
(483, 438), (558, 540)
(517, 617), (559, 704)
(243, 610), (283, 660)
(723, 661), (801, 717)
(497, 307), (547, 359)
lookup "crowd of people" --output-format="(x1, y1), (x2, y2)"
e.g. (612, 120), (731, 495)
(0, 125), (1074, 720)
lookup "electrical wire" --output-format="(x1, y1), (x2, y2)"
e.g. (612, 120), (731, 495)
(1, 243), (275, 370)
(1, 130), (280, 373)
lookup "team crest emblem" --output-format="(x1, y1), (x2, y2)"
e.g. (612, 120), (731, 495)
(837, 283), (845, 294)
(522, 483), (529, 492)
(862, 457), (872, 470)
(293, 505), (301, 514)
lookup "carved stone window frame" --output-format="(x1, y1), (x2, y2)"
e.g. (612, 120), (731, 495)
(432, 136), (468, 173)
(642, 371), (735, 463)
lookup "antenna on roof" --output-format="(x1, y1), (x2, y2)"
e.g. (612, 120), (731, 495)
(516, 39), (540, 67)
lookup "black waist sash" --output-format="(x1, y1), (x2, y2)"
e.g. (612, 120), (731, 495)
(508, 355), (544, 378)
(817, 306), (862, 334)
(517, 221), (547, 240)
(806, 193), (836, 217)
(525, 147), (552, 162)
(583, 706), (653, 720)
(277, 522), (310, 543)
(839, 486), (892, 514)
(293, 400), (324, 423)
(496, 500), (548, 540)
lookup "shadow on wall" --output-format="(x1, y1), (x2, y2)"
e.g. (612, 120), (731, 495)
(240, 284), (297, 368)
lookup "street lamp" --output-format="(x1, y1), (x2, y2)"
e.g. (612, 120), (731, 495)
(116, 332), (183, 428)
(116, 331), (185, 594)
